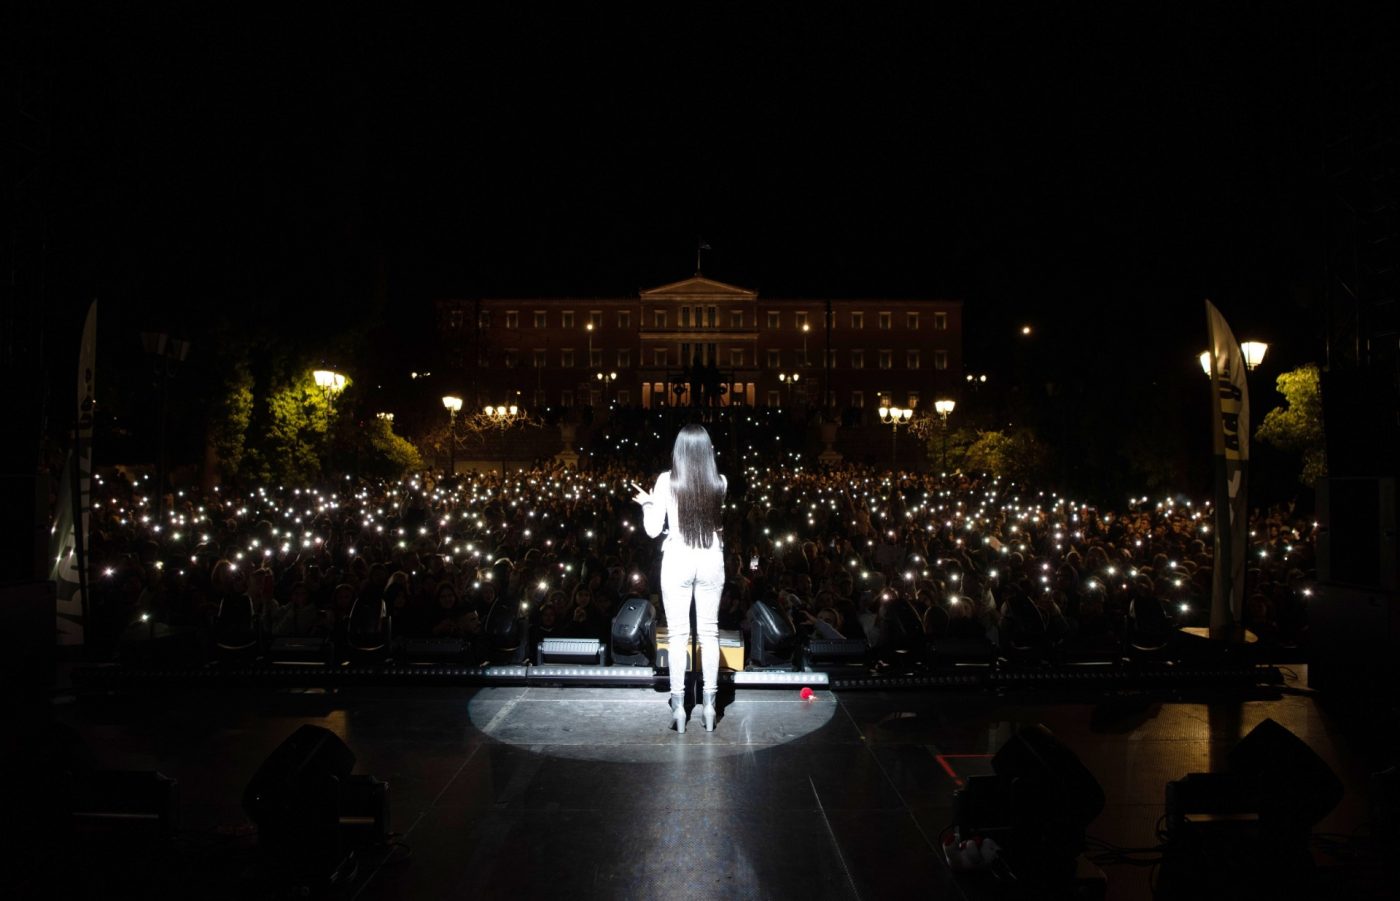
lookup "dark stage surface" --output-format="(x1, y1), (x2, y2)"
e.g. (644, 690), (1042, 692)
(46, 672), (1380, 900)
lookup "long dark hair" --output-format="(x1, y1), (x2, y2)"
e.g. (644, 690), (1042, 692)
(671, 424), (725, 548)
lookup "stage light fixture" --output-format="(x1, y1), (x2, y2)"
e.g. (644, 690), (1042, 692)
(485, 598), (531, 664)
(748, 599), (797, 670)
(609, 597), (656, 666)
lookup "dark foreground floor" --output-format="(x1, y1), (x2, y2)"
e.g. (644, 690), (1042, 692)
(35, 669), (1391, 900)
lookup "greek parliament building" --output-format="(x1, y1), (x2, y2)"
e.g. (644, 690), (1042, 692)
(436, 276), (962, 414)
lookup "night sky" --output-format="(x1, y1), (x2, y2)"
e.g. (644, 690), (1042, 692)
(12, 3), (1396, 477)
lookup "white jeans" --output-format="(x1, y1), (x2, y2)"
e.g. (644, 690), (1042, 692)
(660, 542), (724, 698)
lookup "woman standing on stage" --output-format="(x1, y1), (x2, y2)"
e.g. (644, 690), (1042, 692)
(632, 424), (727, 733)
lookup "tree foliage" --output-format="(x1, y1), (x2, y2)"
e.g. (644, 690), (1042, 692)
(959, 428), (1050, 483)
(207, 358), (254, 480)
(1256, 363), (1327, 487)
(241, 369), (339, 485)
(359, 416), (423, 480)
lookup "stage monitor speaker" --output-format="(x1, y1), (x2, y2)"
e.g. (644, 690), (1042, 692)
(243, 725), (358, 885)
(1227, 717), (1343, 828)
(992, 723), (1105, 829)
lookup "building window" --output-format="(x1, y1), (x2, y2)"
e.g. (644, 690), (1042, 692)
(767, 390), (782, 407)
(504, 349), (519, 368)
(561, 389), (574, 407)
(478, 310), (491, 328)
(934, 311), (947, 330)
(562, 310), (575, 328)
(617, 348), (630, 369)
(730, 348), (744, 367)
(879, 349), (893, 369)
(533, 349), (547, 369)
(907, 349), (920, 369)
(680, 306), (691, 328)
(907, 312), (919, 330)
(878, 311), (892, 330)
(505, 311), (519, 330)
(617, 389), (630, 406)
(533, 389), (546, 407)
(590, 349), (602, 369)
(534, 310), (547, 329)
(766, 349), (781, 368)
(448, 309), (464, 329)
(851, 390), (864, 409)
(796, 311), (809, 330)
(561, 349), (575, 368)
(654, 348), (668, 367)
(826, 349), (837, 369)
(703, 306), (714, 327)
(767, 311), (780, 329)
(934, 349), (949, 370)
(618, 310), (630, 329)
(654, 310), (667, 328)
(851, 349), (864, 369)
(730, 309), (744, 328)
(589, 310), (602, 330)
(851, 311), (863, 329)
(908, 392), (920, 409)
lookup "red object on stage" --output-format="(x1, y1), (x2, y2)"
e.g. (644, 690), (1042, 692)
(800, 687), (814, 700)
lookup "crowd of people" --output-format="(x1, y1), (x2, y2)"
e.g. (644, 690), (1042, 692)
(84, 420), (1316, 666)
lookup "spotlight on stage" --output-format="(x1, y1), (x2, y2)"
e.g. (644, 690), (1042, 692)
(748, 599), (797, 670)
(485, 598), (531, 664)
(952, 723), (1106, 894)
(609, 597), (656, 666)
(242, 725), (389, 892)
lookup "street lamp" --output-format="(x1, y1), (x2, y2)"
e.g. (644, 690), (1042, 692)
(595, 370), (617, 407)
(312, 368), (347, 475)
(878, 404), (913, 470)
(778, 372), (800, 407)
(1240, 341), (1269, 371)
(585, 321), (594, 369)
(802, 322), (810, 367)
(934, 398), (956, 471)
(1201, 342), (1269, 376)
(483, 403), (522, 475)
(442, 395), (463, 474)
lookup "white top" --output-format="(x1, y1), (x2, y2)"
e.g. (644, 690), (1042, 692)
(642, 470), (726, 551)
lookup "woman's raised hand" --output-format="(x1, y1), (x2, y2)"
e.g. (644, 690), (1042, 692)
(630, 481), (653, 506)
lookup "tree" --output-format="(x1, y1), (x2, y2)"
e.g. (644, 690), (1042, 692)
(1256, 363), (1327, 487)
(204, 357), (254, 484)
(960, 428), (1050, 483)
(241, 369), (343, 485)
(359, 417), (423, 480)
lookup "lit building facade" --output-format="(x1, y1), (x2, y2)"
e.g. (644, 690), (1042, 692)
(437, 276), (962, 415)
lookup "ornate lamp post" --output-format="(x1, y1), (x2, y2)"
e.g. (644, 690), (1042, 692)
(934, 398), (956, 471)
(595, 370), (617, 407)
(442, 395), (463, 474)
(878, 404), (913, 469)
(483, 403), (522, 475)
(778, 372), (800, 408)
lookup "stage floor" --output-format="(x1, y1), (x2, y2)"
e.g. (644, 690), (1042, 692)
(43, 670), (1385, 900)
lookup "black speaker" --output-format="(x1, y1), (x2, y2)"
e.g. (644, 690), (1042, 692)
(1227, 717), (1343, 828)
(1317, 477), (1397, 591)
(243, 725), (356, 883)
(992, 723), (1106, 829)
